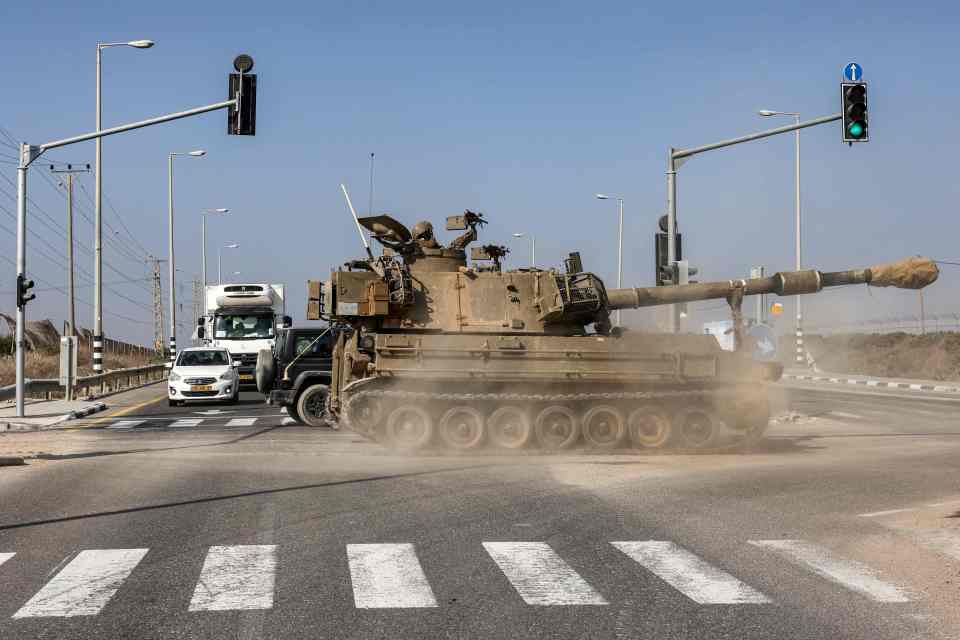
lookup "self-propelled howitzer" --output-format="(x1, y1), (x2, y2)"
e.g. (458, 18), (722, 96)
(307, 213), (938, 452)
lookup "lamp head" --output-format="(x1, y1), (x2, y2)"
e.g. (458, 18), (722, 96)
(188, 150), (206, 157)
(127, 40), (155, 49)
(757, 109), (778, 117)
(595, 193), (609, 200)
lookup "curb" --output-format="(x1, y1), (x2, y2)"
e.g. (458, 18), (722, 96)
(0, 456), (27, 466)
(782, 373), (960, 394)
(68, 402), (107, 420)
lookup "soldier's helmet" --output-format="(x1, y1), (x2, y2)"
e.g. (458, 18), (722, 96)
(412, 221), (434, 241)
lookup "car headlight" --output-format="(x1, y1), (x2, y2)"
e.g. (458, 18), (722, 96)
(169, 372), (181, 382)
(220, 371), (234, 380)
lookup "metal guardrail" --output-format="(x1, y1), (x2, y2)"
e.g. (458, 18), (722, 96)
(0, 363), (168, 402)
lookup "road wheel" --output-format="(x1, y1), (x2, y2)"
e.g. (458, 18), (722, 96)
(674, 407), (719, 449)
(346, 393), (384, 434)
(487, 406), (532, 449)
(534, 405), (580, 450)
(255, 349), (275, 394)
(228, 389), (239, 405)
(438, 406), (485, 450)
(627, 406), (672, 448)
(297, 384), (330, 428)
(385, 405), (434, 450)
(582, 405), (626, 449)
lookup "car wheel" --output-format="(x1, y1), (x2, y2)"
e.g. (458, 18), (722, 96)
(285, 402), (303, 424)
(296, 384), (330, 428)
(168, 399), (177, 407)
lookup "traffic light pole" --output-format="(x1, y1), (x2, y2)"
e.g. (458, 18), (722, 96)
(666, 111), (841, 333)
(12, 96), (238, 417)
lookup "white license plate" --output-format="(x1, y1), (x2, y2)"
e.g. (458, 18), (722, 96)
(190, 385), (214, 392)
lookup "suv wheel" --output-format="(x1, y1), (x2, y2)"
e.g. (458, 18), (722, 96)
(285, 402), (303, 424)
(296, 384), (330, 428)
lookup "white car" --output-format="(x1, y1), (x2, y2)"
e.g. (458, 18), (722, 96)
(167, 347), (241, 407)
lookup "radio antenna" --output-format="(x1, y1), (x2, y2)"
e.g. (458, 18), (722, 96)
(368, 152), (375, 216)
(340, 183), (374, 261)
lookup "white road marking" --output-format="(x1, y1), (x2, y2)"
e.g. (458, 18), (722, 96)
(106, 420), (145, 430)
(347, 543), (437, 608)
(612, 541), (769, 604)
(281, 417), (296, 425)
(829, 411), (864, 419)
(188, 545), (276, 611)
(748, 540), (912, 602)
(169, 419), (202, 428)
(926, 500), (960, 507)
(13, 548), (149, 618)
(0, 552), (14, 567)
(482, 542), (607, 606)
(859, 508), (917, 518)
(226, 418), (257, 427)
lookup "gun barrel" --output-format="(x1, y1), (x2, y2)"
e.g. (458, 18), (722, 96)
(606, 257), (938, 310)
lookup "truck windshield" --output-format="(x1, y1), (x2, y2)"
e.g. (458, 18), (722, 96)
(214, 314), (275, 339)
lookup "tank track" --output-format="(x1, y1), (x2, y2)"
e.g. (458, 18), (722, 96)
(341, 386), (770, 454)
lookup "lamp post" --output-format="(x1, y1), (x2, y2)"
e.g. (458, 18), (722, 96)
(594, 193), (624, 326)
(218, 243), (239, 284)
(758, 109), (803, 364)
(512, 233), (535, 267)
(200, 208), (229, 286)
(167, 150), (205, 361)
(94, 38), (154, 372)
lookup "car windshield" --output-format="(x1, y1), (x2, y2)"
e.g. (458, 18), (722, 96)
(177, 350), (229, 367)
(214, 314), (274, 339)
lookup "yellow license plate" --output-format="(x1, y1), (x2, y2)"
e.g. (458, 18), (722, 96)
(191, 385), (214, 392)
(239, 374), (254, 381)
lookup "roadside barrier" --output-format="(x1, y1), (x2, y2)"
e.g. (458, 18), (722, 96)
(0, 363), (168, 401)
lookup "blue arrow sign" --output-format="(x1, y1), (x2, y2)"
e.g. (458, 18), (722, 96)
(844, 62), (863, 82)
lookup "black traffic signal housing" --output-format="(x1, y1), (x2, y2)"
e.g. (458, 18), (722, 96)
(228, 71), (257, 135)
(842, 82), (868, 143)
(655, 232), (682, 285)
(16, 274), (35, 308)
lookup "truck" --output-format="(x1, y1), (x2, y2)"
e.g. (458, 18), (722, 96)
(197, 283), (291, 388)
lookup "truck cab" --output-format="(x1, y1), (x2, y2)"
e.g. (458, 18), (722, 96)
(198, 284), (289, 387)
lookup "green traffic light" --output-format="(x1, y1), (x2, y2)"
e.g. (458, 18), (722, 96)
(848, 122), (865, 138)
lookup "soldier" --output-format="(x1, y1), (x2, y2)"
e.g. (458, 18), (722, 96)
(411, 221), (441, 250)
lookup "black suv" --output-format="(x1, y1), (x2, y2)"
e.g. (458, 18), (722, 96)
(256, 326), (339, 426)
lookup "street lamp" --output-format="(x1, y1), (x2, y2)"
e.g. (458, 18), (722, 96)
(218, 243), (239, 284)
(758, 108), (803, 364)
(512, 233), (535, 268)
(595, 193), (624, 326)
(167, 149), (205, 361)
(94, 38), (154, 372)
(201, 208), (230, 286)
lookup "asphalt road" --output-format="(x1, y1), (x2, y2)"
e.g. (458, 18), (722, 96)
(0, 383), (958, 639)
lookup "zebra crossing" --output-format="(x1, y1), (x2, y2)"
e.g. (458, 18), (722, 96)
(1, 536), (948, 618)
(103, 415), (297, 431)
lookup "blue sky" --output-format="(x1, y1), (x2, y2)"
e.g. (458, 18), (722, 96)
(2, 0), (958, 344)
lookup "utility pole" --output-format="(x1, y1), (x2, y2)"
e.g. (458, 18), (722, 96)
(192, 278), (203, 346)
(49, 164), (91, 338)
(148, 257), (165, 356)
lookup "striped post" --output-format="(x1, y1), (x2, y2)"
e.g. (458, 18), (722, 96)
(795, 312), (804, 366)
(169, 336), (177, 363)
(92, 334), (103, 373)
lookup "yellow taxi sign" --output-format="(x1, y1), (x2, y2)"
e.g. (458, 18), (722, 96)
(770, 302), (784, 316)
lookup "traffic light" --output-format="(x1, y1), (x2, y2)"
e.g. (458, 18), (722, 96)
(16, 274), (35, 308)
(655, 231), (682, 285)
(228, 55), (257, 136)
(842, 82), (868, 143)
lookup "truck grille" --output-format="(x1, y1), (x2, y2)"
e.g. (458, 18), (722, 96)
(184, 377), (217, 385)
(237, 353), (258, 366)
